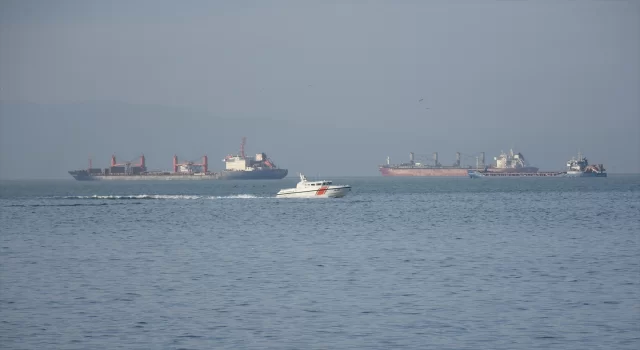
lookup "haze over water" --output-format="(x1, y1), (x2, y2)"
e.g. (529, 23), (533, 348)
(1, 0), (639, 177)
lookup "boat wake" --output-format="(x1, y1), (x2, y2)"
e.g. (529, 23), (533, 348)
(59, 194), (265, 200)
(8, 203), (113, 207)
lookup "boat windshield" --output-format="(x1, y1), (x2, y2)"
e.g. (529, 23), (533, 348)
(304, 181), (333, 186)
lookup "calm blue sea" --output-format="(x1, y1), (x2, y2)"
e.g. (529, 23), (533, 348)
(1, 176), (639, 350)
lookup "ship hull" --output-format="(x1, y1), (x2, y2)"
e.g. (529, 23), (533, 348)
(379, 167), (472, 177)
(484, 166), (539, 173)
(379, 166), (543, 177)
(70, 174), (221, 181)
(564, 171), (607, 178)
(468, 170), (566, 178)
(219, 169), (288, 180)
(69, 169), (288, 181)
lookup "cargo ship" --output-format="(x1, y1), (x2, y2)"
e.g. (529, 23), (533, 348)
(68, 138), (288, 181)
(379, 149), (538, 177)
(468, 169), (565, 178)
(69, 154), (220, 181)
(219, 137), (288, 180)
(565, 152), (606, 177)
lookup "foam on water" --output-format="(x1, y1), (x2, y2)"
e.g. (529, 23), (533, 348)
(59, 194), (266, 200)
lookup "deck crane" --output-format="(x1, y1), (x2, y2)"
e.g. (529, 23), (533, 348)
(173, 155), (208, 174)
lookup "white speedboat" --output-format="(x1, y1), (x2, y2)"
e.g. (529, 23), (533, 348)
(276, 173), (351, 198)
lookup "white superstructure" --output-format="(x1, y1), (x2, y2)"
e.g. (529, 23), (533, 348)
(565, 151), (607, 177)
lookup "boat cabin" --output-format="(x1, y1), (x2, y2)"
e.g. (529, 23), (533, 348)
(304, 181), (332, 187)
(297, 173), (332, 188)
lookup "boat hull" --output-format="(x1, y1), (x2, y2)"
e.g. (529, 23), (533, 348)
(468, 170), (484, 178)
(276, 186), (351, 198)
(564, 171), (607, 178)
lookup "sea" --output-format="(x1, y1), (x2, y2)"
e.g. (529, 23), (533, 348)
(1, 175), (639, 350)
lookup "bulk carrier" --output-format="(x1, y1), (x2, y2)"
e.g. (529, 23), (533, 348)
(379, 149), (538, 177)
(68, 137), (288, 181)
(68, 154), (218, 181)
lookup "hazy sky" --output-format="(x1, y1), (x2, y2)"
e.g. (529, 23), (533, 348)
(1, 0), (638, 178)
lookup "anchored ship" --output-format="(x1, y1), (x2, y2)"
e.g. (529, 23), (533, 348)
(378, 152), (483, 177)
(487, 149), (539, 173)
(565, 152), (606, 177)
(379, 149), (537, 177)
(68, 137), (287, 181)
(467, 151), (606, 178)
(468, 169), (565, 178)
(219, 137), (288, 180)
(69, 154), (219, 181)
